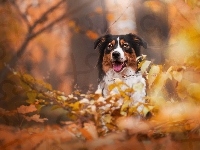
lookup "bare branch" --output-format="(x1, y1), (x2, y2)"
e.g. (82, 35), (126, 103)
(9, 0), (66, 32)
(9, 0), (31, 28)
(30, 0), (66, 31)
(30, 0), (93, 39)
(0, 0), (94, 82)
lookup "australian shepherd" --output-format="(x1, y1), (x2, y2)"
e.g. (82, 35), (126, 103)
(94, 33), (147, 111)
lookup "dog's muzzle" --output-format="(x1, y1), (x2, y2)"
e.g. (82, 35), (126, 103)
(112, 51), (120, 60)
(111, 51), (126, 72)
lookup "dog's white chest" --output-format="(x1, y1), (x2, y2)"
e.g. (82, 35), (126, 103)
(98, 67), (146, 111)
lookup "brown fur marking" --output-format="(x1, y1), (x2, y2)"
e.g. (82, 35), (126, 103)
(102, 53), (112, 73)
(124, 50), (138, 71)
(120, 39), (125, 45)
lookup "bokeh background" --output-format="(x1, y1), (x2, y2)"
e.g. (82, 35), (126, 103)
(0, 0), (188, 95)
(0, 0), (200, 149)
(1, 0), (200, 121)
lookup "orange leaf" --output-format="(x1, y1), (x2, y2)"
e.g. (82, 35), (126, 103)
(79, 128), (93, 140)
(17, 105), (37, 114)
(24, 114), (48, 123)
(86, 30), (99, 40)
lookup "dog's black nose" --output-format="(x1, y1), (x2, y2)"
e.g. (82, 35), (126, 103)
(112, 51), (120, 58)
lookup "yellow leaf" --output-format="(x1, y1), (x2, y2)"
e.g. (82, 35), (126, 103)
(22, 74), (35, 83)
(172, 71), (183, 82)
(57, 96), (67, 101)
(142, 106), (150, 116)
(148, 65), (161, 87)
(108, 83), (116, 91)
(137, 55), (147, 68)
(69, 102), (80, 111)
(120, 111), (127, 116)
(35, 104), (45, 111)
(120, 100), (131, 115)
(166, 66), (173, 80)
(124, 88), (134, 93)
(132, 82), (144, 92)
(150, 96), (166, 107)
(128, 105), (137, 115)
(147, 105), (154, 111)
(141, 60), (151, 74)
(150, 72), (169, 96)
(184, 0), (199, 8)
(119, 90), (130, 100)
(176, 79), (190, 99)
(103, 114), (112, 123)
(51, 105), (62, 110)
(187, 83), (200, 100)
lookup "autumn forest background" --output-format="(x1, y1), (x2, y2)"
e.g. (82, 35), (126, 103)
(0, 0), (200, 149)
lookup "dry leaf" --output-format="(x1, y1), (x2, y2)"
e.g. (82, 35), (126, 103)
(172, 71), (183, 82)
(17, 105), (37, 114)
(24, 114), (48, 123)
(103, 114), (112, 123)
(141, 60), (151, 74)
(187, 83), (200, 100)
(148, 65), (161, 87)
(83, 122), (98, 140)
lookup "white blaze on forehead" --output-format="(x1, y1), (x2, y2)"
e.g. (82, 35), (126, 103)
(111, 37), (126, 61)
(117, 37), (120, 47)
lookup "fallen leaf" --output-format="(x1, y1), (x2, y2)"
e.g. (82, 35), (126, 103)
(172, 71), (183, 82)
(148, 65), (161, 87)
(187, 83), (200, 100)
(24, 114), (48, 123)
(141, 60), (151, 74)
(17, 105), (37, 114)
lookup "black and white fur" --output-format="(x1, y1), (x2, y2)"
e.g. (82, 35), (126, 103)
(94, 33), (147, 112)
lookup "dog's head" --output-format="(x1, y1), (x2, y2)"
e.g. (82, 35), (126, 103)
(94, 33), (147, 81)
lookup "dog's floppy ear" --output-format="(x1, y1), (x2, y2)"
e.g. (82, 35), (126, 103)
(94, 34), (111, 82)
(128, 33), (147, 49)
(94, 34), (111, 50)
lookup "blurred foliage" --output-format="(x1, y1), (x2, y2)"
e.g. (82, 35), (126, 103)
(184, 0), (200, 8)
(1, 51), (200, 149)
(2, 51), (200, 133)
(0, 0), (200, 149)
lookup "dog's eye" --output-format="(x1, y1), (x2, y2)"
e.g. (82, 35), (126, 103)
(107, 43), (113, 50)
(123, 43), (129, 48)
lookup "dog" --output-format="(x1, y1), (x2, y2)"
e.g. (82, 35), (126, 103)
(94, 33), (147, 113)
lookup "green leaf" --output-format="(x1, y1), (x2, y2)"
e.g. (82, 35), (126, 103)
(26, 91), (37, 104)
(35, 105), (45, 111)
(51, 105), (62, 110)
(23, 74), (35, 83)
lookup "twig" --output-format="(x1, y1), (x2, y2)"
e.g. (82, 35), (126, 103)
(29, 0), (66, 32)
(0, 0), (93, 82)
(9, 0), (31, 28)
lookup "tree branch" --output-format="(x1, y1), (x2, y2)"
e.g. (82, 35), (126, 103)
(9, 0), (31, 28)
(30, 0), (93, 39)
(29, 0), (66, 32)
(0, 0), (93, 82)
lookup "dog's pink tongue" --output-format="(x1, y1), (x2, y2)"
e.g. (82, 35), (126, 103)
(113, 63), (123, 72)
